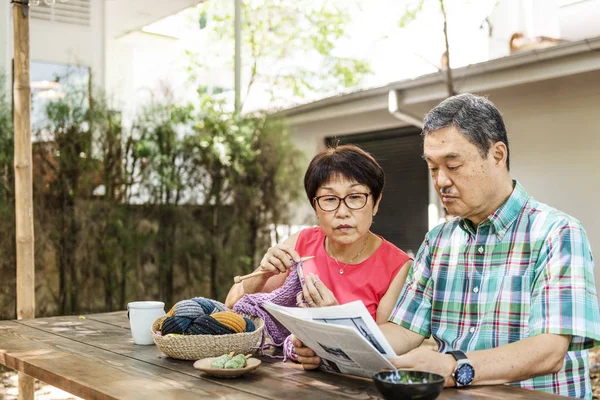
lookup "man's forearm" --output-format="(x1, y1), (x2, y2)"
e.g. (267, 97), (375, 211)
(466, 334), (570, 386)
(380, 322), (425, 355)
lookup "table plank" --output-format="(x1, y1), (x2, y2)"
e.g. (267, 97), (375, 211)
(0, 320), (264, 400)
(86, 311), (131, 329)
(18, 315), (367, 400)
(3, 313), (571, 400)
(88, 313), (568, 399)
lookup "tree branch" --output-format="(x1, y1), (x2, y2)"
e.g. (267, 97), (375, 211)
(439, 0), (456, 97)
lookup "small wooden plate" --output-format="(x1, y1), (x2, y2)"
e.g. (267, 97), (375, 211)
(193, 357), (261, 378)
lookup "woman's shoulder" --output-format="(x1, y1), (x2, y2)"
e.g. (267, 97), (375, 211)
(295, 226), (325, 250)
(373, 237), (412, 267)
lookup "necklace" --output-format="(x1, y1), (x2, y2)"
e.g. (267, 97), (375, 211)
(327, 234), (369, 275)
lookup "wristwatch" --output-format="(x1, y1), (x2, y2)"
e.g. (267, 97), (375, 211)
(447, 350), (475, 387)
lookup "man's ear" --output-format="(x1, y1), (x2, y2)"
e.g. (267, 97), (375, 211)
(491, 142), (508, 168)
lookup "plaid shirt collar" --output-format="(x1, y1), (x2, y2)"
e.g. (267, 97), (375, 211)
(459, 180), (529, 241)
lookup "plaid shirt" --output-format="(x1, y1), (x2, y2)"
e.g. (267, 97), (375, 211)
(390, 181), (600, 399)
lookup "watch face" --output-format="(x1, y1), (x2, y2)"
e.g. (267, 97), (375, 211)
(456, 364), (475, 386)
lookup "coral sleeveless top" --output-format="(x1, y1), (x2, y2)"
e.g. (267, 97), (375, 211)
(295, 226), (410, 321)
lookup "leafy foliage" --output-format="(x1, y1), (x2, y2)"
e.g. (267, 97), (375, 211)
(186, 0), (371, 106)
(0, 72), (303, 316)
(397, 0), (455, 96)
(0, 74), (13, 209)
(0, 75), (16, 318)
(398, 0), (426, 28)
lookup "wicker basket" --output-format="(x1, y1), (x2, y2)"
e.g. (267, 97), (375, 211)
(151, 316), (264, 360)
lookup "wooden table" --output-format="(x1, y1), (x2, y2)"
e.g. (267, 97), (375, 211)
(0, 312), (568, 399)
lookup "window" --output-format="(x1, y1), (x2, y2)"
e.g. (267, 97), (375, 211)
(30, 61), (90, 135)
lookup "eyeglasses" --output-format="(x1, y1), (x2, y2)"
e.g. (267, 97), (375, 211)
(313, 192), (372, 212)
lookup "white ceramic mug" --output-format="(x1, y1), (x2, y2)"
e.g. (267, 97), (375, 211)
(127, 301), (165, 345)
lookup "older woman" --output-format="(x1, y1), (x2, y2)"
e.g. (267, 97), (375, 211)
(225, 144), (412, 325)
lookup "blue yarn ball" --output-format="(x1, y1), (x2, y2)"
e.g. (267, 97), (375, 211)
(243, 317), (255, 332)
(191, 297), (216, 315)
(160, 297), (235, 336)
(190, 297), (229, 314)
(173, 300), (205, 317)
(187, 315), (235, 335)
(161, 316), (193, 335)
(211, 299), (229, 314)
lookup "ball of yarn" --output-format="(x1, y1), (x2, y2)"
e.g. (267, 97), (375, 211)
(191, 297), (228, 314)
(158, 297), (256, 336)
(211, 311), (246, 333)
(161, 316), (193, 335)
(243, 317), (255, 332)
(156, 315), (168, 331)
(187, 315), (236, 335)
(173, 300), (205, 318)
(166, 304), (176, 317)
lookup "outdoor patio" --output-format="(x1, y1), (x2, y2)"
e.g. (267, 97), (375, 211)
(2, 0), (600, 399)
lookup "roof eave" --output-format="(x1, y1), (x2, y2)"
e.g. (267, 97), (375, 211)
(277, 35), (600, 121)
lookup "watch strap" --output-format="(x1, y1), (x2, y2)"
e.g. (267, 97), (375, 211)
(447, 350), (468, 361)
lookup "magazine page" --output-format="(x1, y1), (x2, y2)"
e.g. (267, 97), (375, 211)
(264, 300), (396, 357)
(264, 302), (396, 378)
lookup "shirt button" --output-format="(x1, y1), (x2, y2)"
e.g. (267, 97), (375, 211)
(473, 287), (479, 293)
(469, 327), (475, 333)
(478, 246), (484, 254)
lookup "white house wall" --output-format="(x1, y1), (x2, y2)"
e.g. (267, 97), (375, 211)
(105, 31), (183, 118)
(288, 70), (600, 297)
(29, 0), (106, 86)
(559, 0), (600, 41)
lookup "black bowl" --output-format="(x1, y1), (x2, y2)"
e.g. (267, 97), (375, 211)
(373, 370), (444, 400)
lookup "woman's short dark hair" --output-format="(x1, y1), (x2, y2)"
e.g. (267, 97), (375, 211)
(304, 144), (385, 209)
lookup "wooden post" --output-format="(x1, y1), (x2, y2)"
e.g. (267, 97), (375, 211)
(12, 2), (35, 399)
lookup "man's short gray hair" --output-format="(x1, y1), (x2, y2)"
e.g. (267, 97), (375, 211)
(422, 93), (510, 170)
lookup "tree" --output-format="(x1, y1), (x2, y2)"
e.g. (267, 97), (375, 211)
(35, 84), (97, 314)
(399, 0), (456, 97)
(0, 72), (13, 208)
(128, 90), (194, 305)
(182, 95), (303, 299)
(187, 0), (371, 109)
(88, 92), (129, 311)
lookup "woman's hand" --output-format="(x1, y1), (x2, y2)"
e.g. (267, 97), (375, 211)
(258, 244), (301, 277)
(291, 335), (321, 370)
(296, 272), (339, 308)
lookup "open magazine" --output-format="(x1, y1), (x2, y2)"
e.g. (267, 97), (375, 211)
(263, 300), (396, 378)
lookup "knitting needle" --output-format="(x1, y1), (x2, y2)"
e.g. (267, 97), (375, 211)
(233, 256), (315, 283)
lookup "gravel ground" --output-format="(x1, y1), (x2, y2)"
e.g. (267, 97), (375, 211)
(0, 368), (81, 400)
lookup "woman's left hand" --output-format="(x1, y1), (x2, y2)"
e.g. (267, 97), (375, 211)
(296, 272), (339, 308)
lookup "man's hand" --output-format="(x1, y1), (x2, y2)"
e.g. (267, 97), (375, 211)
(291, 335), (321, 370)
(390, 347), (456, 387)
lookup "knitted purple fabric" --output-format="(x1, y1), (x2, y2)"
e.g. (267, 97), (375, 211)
(233, 260), (303, 346)
(283, 334), (298, 362)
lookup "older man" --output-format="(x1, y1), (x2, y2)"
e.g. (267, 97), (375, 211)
(294, 93), (600, 399)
